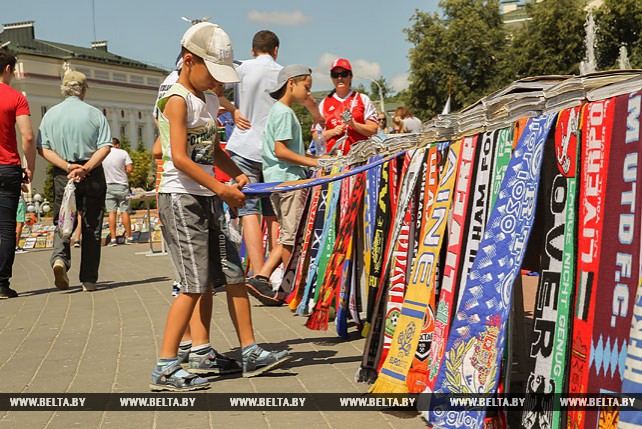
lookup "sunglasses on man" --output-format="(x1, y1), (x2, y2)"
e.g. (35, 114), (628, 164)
(331, 70), (351, 79)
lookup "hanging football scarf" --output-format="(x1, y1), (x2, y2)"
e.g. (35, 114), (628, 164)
(336, 174), (359, 337)
(455, 132), (495, 306)
(377, 148), (427, 370)
(365, 161), (394, 323)
(413, 135), (479, 395)
(307, 172), (366, 330)
(297, 170), (341, 316)
(618, 91), (642, 429)
(429, 113), (556, 429)
(281, 189), (311, 296)
(583, 92), (642, 429)
(287, 184), (322, 308)
(369, 139), (461, 394)
(567, 98), (616, 429)
(356, 161), (394, 383)
(521, 106), (582, 429)
(490, 128), (515, 212)
(364, 156), (384, 279)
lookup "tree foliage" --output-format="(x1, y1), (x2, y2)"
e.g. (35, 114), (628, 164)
(594, 0), (642, 69)
(126, 138), (154, 190)
(497, 0), (587, 83)
(404, 0), (506, 119)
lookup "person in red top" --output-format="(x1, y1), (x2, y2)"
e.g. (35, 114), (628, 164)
(0, 47), (35, 299)
(314, 58), (378, 154)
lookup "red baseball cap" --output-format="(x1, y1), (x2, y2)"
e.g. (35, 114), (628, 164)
(330, 58), (352, 72)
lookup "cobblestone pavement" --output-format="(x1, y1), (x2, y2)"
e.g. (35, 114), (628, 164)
(0, 244), (424, 429)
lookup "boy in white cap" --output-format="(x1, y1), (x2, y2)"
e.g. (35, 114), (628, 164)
(150, 23), (290, 392)
(261, 65), (320, 289)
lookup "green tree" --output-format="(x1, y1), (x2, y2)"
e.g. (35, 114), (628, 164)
(498, 0), (587, 82)
(595, 0), (642, 69)
(405, 0), (506, 119)
(128, 140), (154, 190)
(292, 104), (313, 146)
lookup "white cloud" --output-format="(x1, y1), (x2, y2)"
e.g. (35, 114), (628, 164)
(310, 53), (382, 91)
(391, 73), (410, 92)
(247, 10), (311, 26)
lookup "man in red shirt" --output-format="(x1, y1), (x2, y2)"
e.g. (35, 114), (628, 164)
(0, 47), (35, 299)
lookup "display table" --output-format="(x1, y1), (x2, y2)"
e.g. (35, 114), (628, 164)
(128, 190), (166, 256)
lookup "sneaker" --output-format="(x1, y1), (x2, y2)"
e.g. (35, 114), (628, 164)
(246, 276), (284, 306)
(150, 362), (210, 392)
(0, 286), (18, 299)
(108, 239), (117, 247)
(15, 247), (28, 254)
(125, 237), (135, 245)
(82, 282), (97, 292)
(73, 241), (80, 248)
(52, 259), (69, 290)
(188, 348), (242, 375)
(243, 346), (292, 378)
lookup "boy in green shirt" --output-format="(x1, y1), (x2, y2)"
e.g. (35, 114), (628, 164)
(250, 65), (319, 304)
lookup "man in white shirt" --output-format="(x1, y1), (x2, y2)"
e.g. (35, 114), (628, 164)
(227, 31), (323, 303)
(102, 137), (133, 246)
(225, 31), (283, 296)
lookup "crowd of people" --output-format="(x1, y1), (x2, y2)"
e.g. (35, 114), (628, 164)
(0, 20), (424, 391)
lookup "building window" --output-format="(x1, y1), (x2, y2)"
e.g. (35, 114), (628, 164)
(131, 75), (144, 85)
(113, 73), (127, 83)
(138, 126), (144, 141)
(41, 106), (47, 117)
(121, 110), (125, 119)
(120, 124), (128, 139)
(95, 70), (109, 80)
(138, 111), (142, 120)
(102, 108), (107, 116)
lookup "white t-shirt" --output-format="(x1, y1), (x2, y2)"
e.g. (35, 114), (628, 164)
(403, 116), (422, 133)
(157, 83), (220, 195)
(225, 55), (282, 163)
(102, 147), (133, 185)
(153, 71), (179, 120)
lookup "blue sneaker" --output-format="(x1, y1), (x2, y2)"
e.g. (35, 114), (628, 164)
(188, 348), (242, 375)
(150, 362), (209, 392)
(243, 346), (292, 378)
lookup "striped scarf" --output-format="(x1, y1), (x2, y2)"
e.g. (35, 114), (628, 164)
(618, 91), (642, 429)
(521, 106), (582, 429)
(429, 113), (557, 428)
(369, 139), (461, 393)
(567, 98), (616, 429)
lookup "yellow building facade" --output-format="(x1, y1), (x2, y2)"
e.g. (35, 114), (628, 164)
(1, 21), (168, 193)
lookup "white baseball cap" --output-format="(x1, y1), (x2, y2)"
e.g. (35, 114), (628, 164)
(180, 22), (240, 83)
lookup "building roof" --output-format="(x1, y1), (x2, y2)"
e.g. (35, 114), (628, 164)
(0, 21), (166, 72)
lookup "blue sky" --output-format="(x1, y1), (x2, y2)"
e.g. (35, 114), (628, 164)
(3, 0), (439, 93)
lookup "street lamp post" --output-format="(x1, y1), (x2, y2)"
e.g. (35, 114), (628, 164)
(26, 193), (51, 223)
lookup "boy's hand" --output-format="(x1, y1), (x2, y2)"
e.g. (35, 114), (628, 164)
(219, 183), (247, 211)
(234, 173), (250, 188)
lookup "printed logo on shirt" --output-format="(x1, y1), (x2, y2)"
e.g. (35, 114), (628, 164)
(188, 123), (217, 165)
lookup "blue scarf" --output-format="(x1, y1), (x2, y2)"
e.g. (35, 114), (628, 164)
(429, 113), (557, 428)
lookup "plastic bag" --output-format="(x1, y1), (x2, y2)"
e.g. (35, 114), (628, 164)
(59, 179), (77, 238)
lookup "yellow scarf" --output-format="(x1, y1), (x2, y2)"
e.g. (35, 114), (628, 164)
(370, 140), (461, 393)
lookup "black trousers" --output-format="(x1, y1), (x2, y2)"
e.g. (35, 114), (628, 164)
(0, 165), (22, 289)
(51, 165), (106, 283)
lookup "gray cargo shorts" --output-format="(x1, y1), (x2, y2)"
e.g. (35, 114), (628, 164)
(158, 193), (245, 293)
